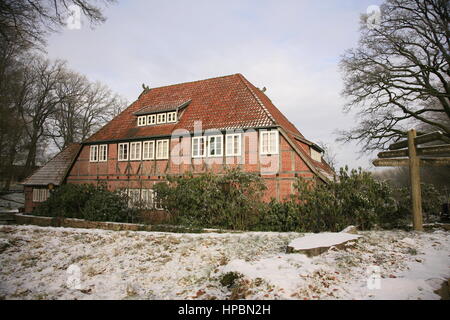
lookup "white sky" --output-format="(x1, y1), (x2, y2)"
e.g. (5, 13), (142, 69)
(45, 0), (384, 170)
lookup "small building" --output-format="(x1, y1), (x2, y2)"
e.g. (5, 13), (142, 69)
(22, 144), (81, 213)
(23, 74), (334, 213)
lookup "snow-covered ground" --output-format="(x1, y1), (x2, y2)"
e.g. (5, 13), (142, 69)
(0, 192), (24, 211)
(0, 225), (448, 300)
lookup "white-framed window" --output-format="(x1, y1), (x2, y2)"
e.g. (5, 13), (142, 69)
(89, 145), (98, 162)
(207, 135), (223, 157)
(260, 130), (279, 155)
(167, 111), (177, 123)
(130, 141), (142, 161)
(32, 188), (50, 202)
(137, 116), (147, 126)
(156, 139), (169, 159)
(311, 149), (322, 162)
(128, 189), (141, 208)
(226, 133), (241, 156)
(192, 136), (206, 158)
(125, 188), (162, 210)
(142, 140), (155, 160)
(153, 190), (163, 210)
(157, 113), (166, 124)
(141, 189), (154, 209)
(98, 144), (108, 162)
(147, 114), (156, 125)
(118, 143), (129, 161)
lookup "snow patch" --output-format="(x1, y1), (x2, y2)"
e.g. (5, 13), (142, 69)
(288, 232), (361, 250)
(220, 254), (317, 293)
(0, 225), (448, 300)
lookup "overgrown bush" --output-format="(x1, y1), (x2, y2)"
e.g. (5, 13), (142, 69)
(33, 167), (445, 231)
(153, 168), (266, 230)
(260, 168), (447, 232)
(257, 200), (300, 232)
(34, 183), (135, 223)
(394, 183), (444, 224)
(154, 166), (445, 232)
(257, 167), (400, 232)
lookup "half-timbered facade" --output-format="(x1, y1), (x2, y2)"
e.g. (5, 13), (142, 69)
(23, 74), (334, 212)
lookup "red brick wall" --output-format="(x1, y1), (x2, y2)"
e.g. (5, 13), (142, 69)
(66, 130), (316, 201)
(24, 186), (34, 213)
(24, 186), (50, 213)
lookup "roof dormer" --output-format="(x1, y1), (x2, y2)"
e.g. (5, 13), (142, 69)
(134, 100), (190, 127)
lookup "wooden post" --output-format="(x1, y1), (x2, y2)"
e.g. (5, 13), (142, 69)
(373, 130), (450, 230)
(407, 129), (423, 231)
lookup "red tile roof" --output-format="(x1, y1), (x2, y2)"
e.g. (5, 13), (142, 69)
(134, 100), (191, 115)
(236, 74), (304, 138)
(86, 74), (278, 143)
(85, 74), (335, 179)
(22, 144), (82, 186)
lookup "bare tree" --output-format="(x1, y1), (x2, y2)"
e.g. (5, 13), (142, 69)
(49, 73), (127, 150)
(0, 37), (32, 189)
(17, 57), (67, 174)
(0, 0), (119, 190)
(339, 0), (450, 151)
(0, 0), (116, 46)
(317, 141), (338, 171)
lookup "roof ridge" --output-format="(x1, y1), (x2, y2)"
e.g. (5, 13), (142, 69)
(141, 73), (241, 96)
(236, 74), (276, 126)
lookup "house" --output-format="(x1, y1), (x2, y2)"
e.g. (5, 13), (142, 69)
(22, 74), (334, 213)
(22, 143), (82, 213)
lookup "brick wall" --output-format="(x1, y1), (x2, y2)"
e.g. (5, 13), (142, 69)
(67, 130), (315, 201)
(24, 186), (42, 214)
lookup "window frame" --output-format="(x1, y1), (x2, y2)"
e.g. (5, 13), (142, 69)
(167, 111), (177, 123)
(98, 144), (108, 162)
(32, 188), (50, 203)
(127, 189), (141, 208)
(191, 136), (206, 158)
(125, 188), (162, 210)
(137, 116), (147, 127)
(310, 148), (322, 162)
(129, 141), (142, 161)
(156, 139), (169, 160)
(118, 143), (129, 161)
(259, 130), (279, 155)
(156, 113), (167, 124)
(89, 145), (99, 162)
(225, 133), (242, 156)
(141, 189), (154, 209)
(153, 190), (164, 210)
(147, 114), (156, 125)
(142, 140), (155, 160)
(207, 135), (223, 157)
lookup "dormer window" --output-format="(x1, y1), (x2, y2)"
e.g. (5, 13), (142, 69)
(134, 100), (189, 128)
(167, 111), (177, 123)
(137, 116), (146, 126)
(157, 113), (166, 124)
(147, 114), (156, 125)
(311, 148), (322, 162)
(137, 112), (176, 127)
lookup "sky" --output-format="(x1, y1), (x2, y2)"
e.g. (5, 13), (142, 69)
(45, 0), (384, 170)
